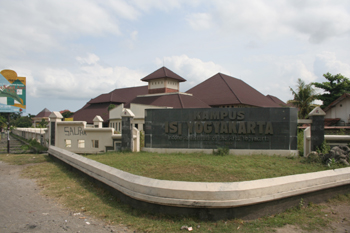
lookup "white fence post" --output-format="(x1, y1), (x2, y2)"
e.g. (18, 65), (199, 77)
(304, 127), (311, 157)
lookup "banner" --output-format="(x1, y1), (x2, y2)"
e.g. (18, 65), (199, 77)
(0, 69), (26, 113)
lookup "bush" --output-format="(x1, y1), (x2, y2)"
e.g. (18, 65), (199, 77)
(213, 146), (229, 156)
(140, 130), (145, 149)
(21, 138), (48, 152)
(297, 130), (304, 156)
(316, 140), (330, 154)
(302, 151), (321, 164)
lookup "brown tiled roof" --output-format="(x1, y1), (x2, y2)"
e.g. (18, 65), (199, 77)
(186, 73), (280, 107)
(141, 67), (186, 82)
(72, 103), (110, 124)
(35, 108), (51, 117)
(73, 86), (148, 124)
(266, 95), (287, 106)
(88, 86), (148, 104)
(130, 93), (210, 109)
(323, 93), (350, 112)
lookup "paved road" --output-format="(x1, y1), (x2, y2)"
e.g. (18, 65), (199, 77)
(0, 161), (133, 233)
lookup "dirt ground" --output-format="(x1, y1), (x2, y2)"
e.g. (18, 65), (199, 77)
(0, 161), (134, 233)
(275, 202), (350, 233)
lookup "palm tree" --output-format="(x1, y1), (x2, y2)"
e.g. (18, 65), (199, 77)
(288, 79), (318, 119)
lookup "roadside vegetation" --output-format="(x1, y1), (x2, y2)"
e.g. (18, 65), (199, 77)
(0, 152), (349, 232)
(10, 133), (48, 153)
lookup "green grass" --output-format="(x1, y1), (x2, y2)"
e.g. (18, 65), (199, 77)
(0, 153), (49, 165)
(0, 152), (349, 233)
(84, 152), (346, 182)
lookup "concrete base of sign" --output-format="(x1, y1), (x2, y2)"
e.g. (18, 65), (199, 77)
(48, 146), (350, 220)
(142, 147), (299, 157)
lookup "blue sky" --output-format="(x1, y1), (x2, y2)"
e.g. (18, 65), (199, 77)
(1, 0), (350, 115)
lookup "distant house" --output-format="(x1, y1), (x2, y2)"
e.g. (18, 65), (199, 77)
(73, 67), (286, 129)
(32, 108), (51, 127)
(324, 93), (350, 125)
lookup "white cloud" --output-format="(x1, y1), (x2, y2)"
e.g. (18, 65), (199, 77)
(131, 0), (184, 12)
(186, 0), (350, 43)
(314, 52), (350, 78)
(29, 54), (145, 100)
(131, 31), (138, 41)
(155, 55), (229, 91)
(277, 60), (318, 83)
(0, 0), (123, 55)
(102, 0), (140, 20)
(76, 53), (100, 65)
(186, 13), (213, 30)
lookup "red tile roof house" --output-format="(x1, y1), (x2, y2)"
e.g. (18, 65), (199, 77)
(323, 93), (350, 128)
(72, 67), (285, 130)
(298, 94), (350, 130)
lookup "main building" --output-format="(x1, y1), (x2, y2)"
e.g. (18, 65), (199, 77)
(72, 67), (285, 131)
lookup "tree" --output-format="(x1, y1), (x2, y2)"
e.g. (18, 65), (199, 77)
(288, 79), (318, 119)
(14, 115), (33, 127)
(37, 118), (48, 128)
(0, 115), (7, 131)
(62, 110), (74, 118)
(108, 104), (116, 111)
(0, 112), (21, 130)
(312, 73), (350, 108)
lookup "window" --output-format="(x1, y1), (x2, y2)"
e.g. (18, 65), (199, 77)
(78, 140), (85, 148)
(65, 139), (71, 148)
(135, 123), (138, 129)
(92, 140), (99, 148)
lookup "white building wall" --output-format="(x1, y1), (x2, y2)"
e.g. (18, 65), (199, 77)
(56, 121), (119, 153)
(109, 103), (171, 131)
(325, 97), (350, 123)
(148, 78), (179, 91)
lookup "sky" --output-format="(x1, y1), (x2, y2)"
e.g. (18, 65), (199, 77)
(1, 0), (350, 116)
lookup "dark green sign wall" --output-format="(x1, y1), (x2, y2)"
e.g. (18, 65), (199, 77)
(144, 108), (297, 150)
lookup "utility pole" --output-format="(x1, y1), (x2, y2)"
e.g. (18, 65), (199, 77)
(7, 113), (10, 153)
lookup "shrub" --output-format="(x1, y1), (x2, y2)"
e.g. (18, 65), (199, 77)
(297, 130), (304, 156)
(213, 146), (229, 156)
(316, 140), (330, 155)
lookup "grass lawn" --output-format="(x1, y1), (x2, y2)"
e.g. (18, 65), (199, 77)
(84, 151), (345, 182)
(0, 152), (349, 233)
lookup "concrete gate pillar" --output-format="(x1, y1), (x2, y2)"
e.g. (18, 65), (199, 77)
(121, 109), (135, 151)
(309, 107), (326, 152)
(48, 112), (63, 146)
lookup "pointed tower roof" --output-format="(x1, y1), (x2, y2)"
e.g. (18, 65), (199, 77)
(35, 108), (51, 117)
(141, 66), (186, 82)
(187, 73), (280, 107)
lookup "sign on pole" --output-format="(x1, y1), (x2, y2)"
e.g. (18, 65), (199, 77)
(0, 69), (26, 113)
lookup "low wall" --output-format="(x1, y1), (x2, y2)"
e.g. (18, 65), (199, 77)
(48, 146), (350, 220)
(12, 128), (48, 147)
(142, 148), (298, 156)
(53, 120), (139, 153)
(304, 126), (350, 156)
